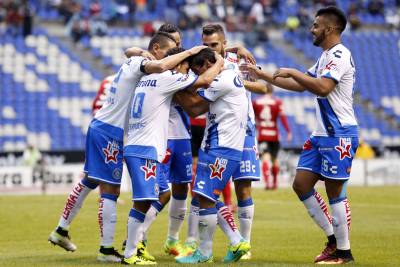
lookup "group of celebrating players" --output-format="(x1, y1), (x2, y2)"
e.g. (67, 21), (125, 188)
(48, 5), (359, 265)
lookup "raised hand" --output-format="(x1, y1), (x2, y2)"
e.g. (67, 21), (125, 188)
(236, 46), (256, 65)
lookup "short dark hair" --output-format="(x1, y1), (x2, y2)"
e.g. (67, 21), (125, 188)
(165, 47), (185, 57)
(316, 6), (347, 33)
(188, 48), (216, 69)
(202, 24), (225, 37)
(148, 31), (177, 51)
(158, 23), (181, 36)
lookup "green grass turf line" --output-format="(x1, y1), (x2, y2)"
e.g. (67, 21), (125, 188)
(0, 187), (399, 266)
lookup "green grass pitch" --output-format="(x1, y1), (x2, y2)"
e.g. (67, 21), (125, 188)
(1, 186), (399, 266)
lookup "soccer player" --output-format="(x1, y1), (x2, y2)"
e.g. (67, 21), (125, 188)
(48, 31), (196, 262)
(124, 23), (258, 258)
(121, 47), (224, 265)
(184, 24), (265, 261)
(125, 24), (196, 258)
(174, 47), (250, 264)
(242, 6), (358, 264)
(252, 83), (292, 190)
(91, 75), (115, 116)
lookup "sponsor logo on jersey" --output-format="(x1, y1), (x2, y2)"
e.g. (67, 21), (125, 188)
(233, 75), (243, 87)
(129, 122), (146, 130)
(136, 79), (157, 87)
(209, 158), (228, 180)
(324, 60), (337, 71)
(335, 138), (352, 160)
(102, 141), (119, 164)
(141, 160), (157, 180)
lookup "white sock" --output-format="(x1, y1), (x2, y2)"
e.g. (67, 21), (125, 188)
(140, 201), (163, 241)
(216, 202), (242, 245)
(198, 208), (217, 258)
(301, 189), (334, 236)
(168, 196), (187, 240)
(58, 179), (95, 229)
(124, 209), (145, 258)
(186, 199), (199, 243)
(99, 194), (117, 247)
(330, 198), (351, 250)
(237, 198), (254, 242)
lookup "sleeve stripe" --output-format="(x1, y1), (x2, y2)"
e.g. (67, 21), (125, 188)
(321, 75), (339, 84)
(181, 76), (199, 91)
(197, 91), (213, 102)
(306, 71), (316, 77)
(139, 58), (149, 74)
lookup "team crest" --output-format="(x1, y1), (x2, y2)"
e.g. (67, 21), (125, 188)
(112, 168), (122, 180)
(141, 160), (157, 180)
(335, 138), (352, 160)
(102, 141), (119, 164)
(209, 158), (228, 181)
(303, 139), (312, 151)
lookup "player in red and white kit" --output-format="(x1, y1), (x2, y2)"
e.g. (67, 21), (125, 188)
(253, 83), (292, 190)
(92, 75), (115, 115)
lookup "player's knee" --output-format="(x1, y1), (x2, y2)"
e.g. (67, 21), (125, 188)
(198, 195), (215, 209)
(172, 183), (189, 196)
(134, 201), (152, 213)
(99, 183), (120, 197)
(159, 190), (171, 205)
(292, 179), (304, 196)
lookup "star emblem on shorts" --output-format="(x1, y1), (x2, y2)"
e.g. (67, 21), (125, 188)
(335, 138), (352, 160)
(102, 141), (119, 164)
(209, 158), (226, 181)
(141, 160), (157, 180)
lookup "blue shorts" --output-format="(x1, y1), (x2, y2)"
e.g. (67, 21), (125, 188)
(83, 127), (123, 185)
(232, 136), (261, 181)
(159, 139), (193, 184)
(297, 136), (359, 180)
(193, 149), (241, 202)
(124, 156), (160, 201)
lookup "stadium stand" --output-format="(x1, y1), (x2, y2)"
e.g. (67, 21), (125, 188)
(0, 28), (101, 151)
(1, 1), (399, 152)
(284, 30), (400, 121)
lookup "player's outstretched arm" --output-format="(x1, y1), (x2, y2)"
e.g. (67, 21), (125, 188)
(124, 47), (155, 60)
(243, 80), (268, 94)
(225, 45), (256, 64)
(241, 63), (305, 92)
(173, 91), (209, 117)
(189, 52), (225, 91)
(273, 68), (336, 97)
(144, 45), (208, 74)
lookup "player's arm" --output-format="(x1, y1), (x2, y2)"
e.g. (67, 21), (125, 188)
(124, 47), (155, 60)
(273, 68), (336, 97)
(143, 45), (207, 74)
(188, 52), (225, 92)
(173, 90), (209, 117)
(241, 63), (306, 92)
(225, 45), (256, 64)
(243, 80), (267, 94)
